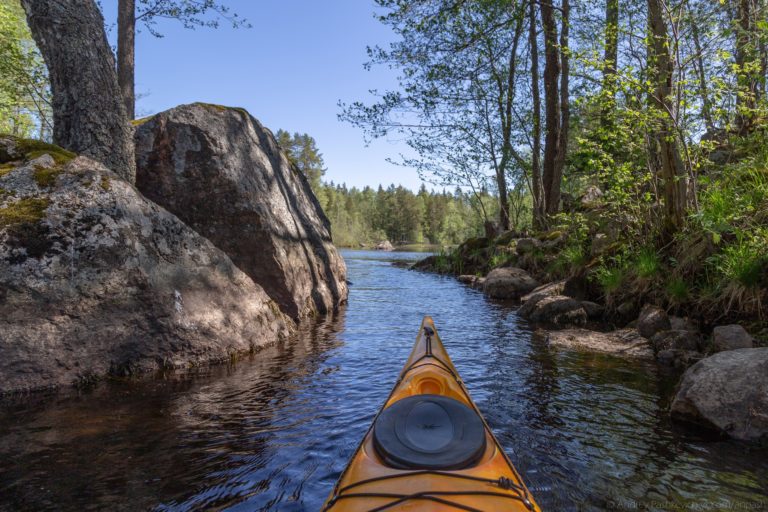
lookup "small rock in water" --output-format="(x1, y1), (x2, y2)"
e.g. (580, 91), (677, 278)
(375, 240), (395, 251)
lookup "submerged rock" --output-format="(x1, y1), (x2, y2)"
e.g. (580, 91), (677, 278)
(135, 103), (347, 321)
(540, 328), (653, 360)
(671, 348), (768, 442)
(483, 267), (539, 299)
(0, 145), (293, 394)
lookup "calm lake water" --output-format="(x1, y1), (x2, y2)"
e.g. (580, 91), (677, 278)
(1, 250), (766, 511)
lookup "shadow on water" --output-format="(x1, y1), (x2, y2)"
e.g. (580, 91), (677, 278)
(1, 249), (766, 511)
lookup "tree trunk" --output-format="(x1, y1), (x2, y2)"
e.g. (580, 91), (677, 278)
(21, 0), (135, 182)
(600, 0), (619, 126)
(760, 0), (767, 100)
(691, 15), (715, 133)
(495, 4), (526, 232)
(118, 0), (136, 120)
(648, 0), (687, 232)
(552, 0), (569, 215)
(529, 0), (544, 224)
(540, 0), (561, 214)
(495, 160), (511, 231)
(735, 0), (758, 133)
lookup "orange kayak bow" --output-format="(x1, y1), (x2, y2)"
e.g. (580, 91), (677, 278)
(323, 316), (540, 511)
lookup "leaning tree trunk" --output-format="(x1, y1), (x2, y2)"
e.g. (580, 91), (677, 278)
(552, 0), (570, 215)
(529, 0), (544, 225)
(601, 0), (619, 127)
(21, 0), (135, 182)
(118, 0), (136, 120)
(541, 0), (562, 215)
(648, 0), (687, 232)
(691, 17), (715, 133)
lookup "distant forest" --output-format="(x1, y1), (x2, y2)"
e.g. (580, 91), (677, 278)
(276, 130), (502, 247)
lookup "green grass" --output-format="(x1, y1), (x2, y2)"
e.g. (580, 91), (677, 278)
(489, 249), (515, 269)
(715, 238), (766, 289)
(634, 247), (661, 279)
(595, 265), (626, 294)
(666, 277), (690, 302)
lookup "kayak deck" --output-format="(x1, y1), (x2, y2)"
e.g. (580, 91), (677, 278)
(323, 317), (540, 511)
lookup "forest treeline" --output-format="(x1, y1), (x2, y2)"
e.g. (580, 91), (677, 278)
(275, 130), (502, 247)
(317, 183), (497, 247)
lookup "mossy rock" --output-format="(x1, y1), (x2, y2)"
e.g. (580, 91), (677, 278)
(0, 197), (52, 262)
(131, 116), (155, 127)
(0, 162), (16, 177)
(33, 166), (63, 188)
(1, 137), (75, 166)
(193, 102), (250, 118)
(0, 197), (50, 228)
(16, 139), (75, 165)
(541, 230), (564, 241)
(460, 236), (491, 252)
(495, 230), (518, 245)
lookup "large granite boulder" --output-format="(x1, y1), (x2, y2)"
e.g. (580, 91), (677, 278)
(134, 103), (347, 321)
(671, 348), (768, 442)
(0, 139), (293, 394)
(483, 267), (539, 299)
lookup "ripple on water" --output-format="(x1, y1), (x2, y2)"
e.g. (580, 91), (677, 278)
(0, 249), (766, 511)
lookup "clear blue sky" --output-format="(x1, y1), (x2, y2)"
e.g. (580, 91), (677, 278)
(101, 0), (424, 191)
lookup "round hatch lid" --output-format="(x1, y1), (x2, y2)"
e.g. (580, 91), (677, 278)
(373, 394), (486, 470)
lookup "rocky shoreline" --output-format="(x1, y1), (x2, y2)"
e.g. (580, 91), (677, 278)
(412, 235), (767, 443)
(0, 103), (348, 395)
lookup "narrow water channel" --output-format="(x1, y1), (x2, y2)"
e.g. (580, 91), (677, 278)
(1, 250), (766, 511)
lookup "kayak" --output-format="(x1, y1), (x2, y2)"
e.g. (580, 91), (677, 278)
(322, 316), (540, 511)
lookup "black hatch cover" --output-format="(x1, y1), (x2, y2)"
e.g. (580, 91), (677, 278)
(373, 394), (486, 470)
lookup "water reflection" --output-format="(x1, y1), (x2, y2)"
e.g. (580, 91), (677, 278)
(0, 250), (766, 511)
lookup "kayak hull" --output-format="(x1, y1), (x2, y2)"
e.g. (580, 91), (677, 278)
(323, 316), (540, 511)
